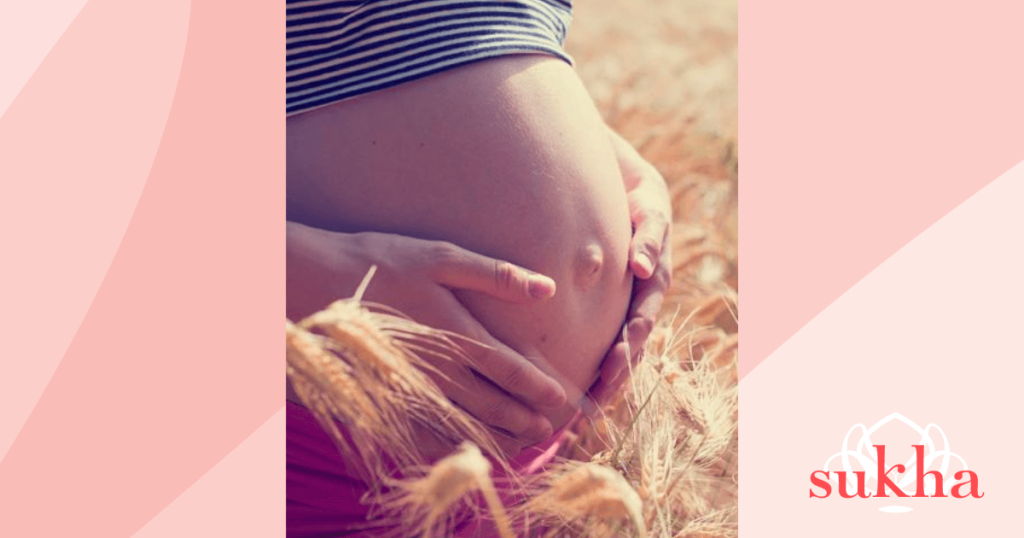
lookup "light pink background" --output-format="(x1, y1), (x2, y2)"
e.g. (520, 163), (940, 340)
(2, 0), (1022, 536)
(0, 0), (283, 535)
(741, 0), (1024, 379)
(741, 0), (1024, 534)
(743, 160), (1024, 532)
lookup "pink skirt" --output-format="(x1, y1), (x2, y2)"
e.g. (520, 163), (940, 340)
(286, 401), (573, 537)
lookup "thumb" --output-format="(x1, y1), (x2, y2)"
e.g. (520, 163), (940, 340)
(428, 242), (556, 303)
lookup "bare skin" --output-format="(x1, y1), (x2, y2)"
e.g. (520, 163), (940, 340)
(287, 54), (671, 452)
(287, 223), (569, 455)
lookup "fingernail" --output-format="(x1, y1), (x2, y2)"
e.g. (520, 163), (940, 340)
(528, 275), (556, 298)
(530, 415), (554, 442)
(543, 382), (568, 407)
(635, 254), (653, 276)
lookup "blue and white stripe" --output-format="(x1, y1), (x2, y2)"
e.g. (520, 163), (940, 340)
(286, 0), (574, 115)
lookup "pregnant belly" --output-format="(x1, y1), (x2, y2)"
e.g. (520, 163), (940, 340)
(287, 55), (633, 429)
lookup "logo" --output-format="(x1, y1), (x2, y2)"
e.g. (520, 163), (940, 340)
(809, 413), (983, 512)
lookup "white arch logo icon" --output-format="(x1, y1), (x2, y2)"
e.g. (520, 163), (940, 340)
(809, 413), (983, 511)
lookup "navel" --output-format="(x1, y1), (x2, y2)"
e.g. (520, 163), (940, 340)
(575, 243), (605, 287)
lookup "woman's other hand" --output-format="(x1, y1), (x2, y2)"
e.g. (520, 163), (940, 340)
(588, 128), (673, 406)
(287, 222), (567, 456)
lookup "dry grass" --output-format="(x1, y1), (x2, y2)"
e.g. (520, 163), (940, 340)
(287, 0), (737, 535)
(379, 442), (515, 538)
(520, 461), (647, 538)
(286, 269), (516, 489)
(287, 289), (738, 537)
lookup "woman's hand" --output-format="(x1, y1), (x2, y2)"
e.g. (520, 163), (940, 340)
(287, 222), (567, 456)
(588, 129), (674, 406)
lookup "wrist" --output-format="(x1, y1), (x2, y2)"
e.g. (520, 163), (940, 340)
(286, 223), (372, 319)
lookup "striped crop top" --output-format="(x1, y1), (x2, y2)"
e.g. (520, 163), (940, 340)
(286, 0), (574, 116)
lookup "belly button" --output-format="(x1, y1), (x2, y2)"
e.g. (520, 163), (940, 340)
(575, 243), (605, 287)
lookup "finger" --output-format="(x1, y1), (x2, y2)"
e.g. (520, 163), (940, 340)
(591, 275), (665, 399)
(628, 266), (669, 330)
(624, 317), (652, 363)
(461, 336), (567, 409)
(411, 409), (524, 460)
(588, 343), (632, 406)
(431, 361), (555, 445)
(629, 213), (669, 279)
(433, 293), (567, 409)
(595, 318), (653, 400)
(490, 432), (526, 459)
(588, 377), (616, 408)
(427, 242), (556, 302)
(596, 327), (628, 385)
(631, 283), (664, 325)
(592, 341), (630, 404)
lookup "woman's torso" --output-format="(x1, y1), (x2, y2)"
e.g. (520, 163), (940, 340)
(286, 54), (631, 428)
